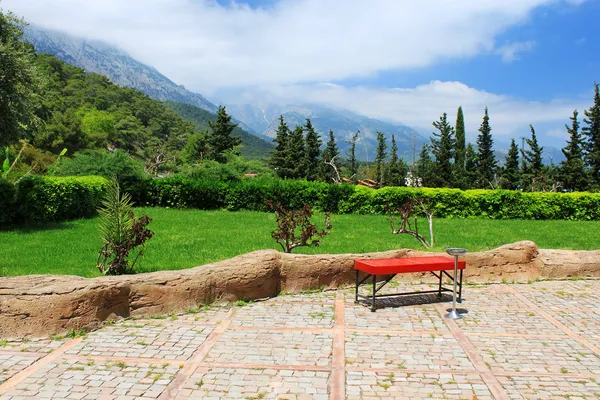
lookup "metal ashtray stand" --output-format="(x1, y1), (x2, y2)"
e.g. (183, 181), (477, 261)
(444, 248), (467, 320)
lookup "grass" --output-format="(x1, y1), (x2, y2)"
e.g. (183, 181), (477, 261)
(1, 207), (600, 277)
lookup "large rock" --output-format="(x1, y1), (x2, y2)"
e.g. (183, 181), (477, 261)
(0, 241), (598, 338)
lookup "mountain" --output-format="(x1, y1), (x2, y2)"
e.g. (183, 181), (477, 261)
(226, 103), (428, 161)
(23, 25), (218, 113)
(164, 102), (274, 159)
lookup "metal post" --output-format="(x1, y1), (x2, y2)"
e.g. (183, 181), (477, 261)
(355, 270), (359, 304)
(371, 274), (377, 312)
(444, 248), (467, 320)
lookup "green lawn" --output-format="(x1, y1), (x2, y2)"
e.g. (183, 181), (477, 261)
(1, 208), (599, 277)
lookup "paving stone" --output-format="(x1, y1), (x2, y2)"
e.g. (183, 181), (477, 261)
(554, 311), (600, 339)
(455, 308), (561, 335)
(0, 354), (41, 384)
(64, 324), (214, 361)
(345, 304), (449, 332)
(497, 375), (600, 399)
(345, 371), (493, 399)
(513, 281), (600, 310)
(179, 368), (330, 399)
(469, 335), (600, 375)
(0, 338), (67, 355)
(345, 332), (474, 371)
(205, 329), (333, 367)
(136, 306), (232, 325)
(230, 303), (334, 328)
(2, 359), (180, 399)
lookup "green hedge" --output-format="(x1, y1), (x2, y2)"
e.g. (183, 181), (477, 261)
(5, 176), (108, 224)
(0, 178), (16, 224)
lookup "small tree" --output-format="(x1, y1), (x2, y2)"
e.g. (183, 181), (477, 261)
(386, 199), (435, 248)
(267, 201), (331, 253)
(97, 179), (153, 275)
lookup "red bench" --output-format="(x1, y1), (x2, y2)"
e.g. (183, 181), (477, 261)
(354, 256), (466, 311)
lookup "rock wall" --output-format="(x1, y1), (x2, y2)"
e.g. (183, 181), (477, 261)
(1, 241), (599, 338)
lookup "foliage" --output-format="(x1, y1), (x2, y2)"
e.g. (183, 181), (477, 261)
(179, 153), (273, 182)
(583, 83), (600, 189)
(0, 178), (16, 224)
(287, 126), (306, 179)
(347, 130), (359, 181)
(303, 119), (321, 181)
(415, 144), (434, 187)
(454, 106), (466, 188)
(475, 108), (497, 188)
(97, 179), (153, 275)
(207, 106), (242, 163)
(321, 129), (340, 183)
(500, 139), (520, 190)
(430, 112), (455, 187)
(385, 134), (407, 187)
(0, 10), (43, 146)
(560, 110), (587, 191)
(375, 131), (387, 187)
(521, 125), (544, 191)
(54, 149), (147, 190)
(386, 199), (434, 248)
(269, 116), (291, 178)
(14, 175), (107, 222)
(267, 201), (331, 253)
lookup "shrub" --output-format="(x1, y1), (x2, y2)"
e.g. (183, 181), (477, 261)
(97, 179), (153, 275)
(15, 175), (107, 222)
(0, 178), (16, 224)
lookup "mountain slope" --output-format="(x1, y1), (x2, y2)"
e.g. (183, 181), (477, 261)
(164, 102), (274, 159)
(227, 103), (427, 161)
(24, 25), (218, 113)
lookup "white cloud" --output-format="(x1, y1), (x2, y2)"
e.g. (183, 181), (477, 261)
(2, 0), (581, 90)
(495, 41), (536, 63)
(221, 81), (588, 145)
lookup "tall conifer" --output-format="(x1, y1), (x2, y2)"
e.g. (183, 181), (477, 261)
(321, 129), (340, 182)
(583, 83), (600, 187)
(347, 130), (359, 181)
(560, 110), (587, 191)
(269, 115), (291, 178)
(475, 108), (497, 188)
(287, 125), (305, 179)
(303, 119), (322, 181)
(431, 113), (455, 187)
(500, 139), (520, 190)
(375, 131), (387, 187)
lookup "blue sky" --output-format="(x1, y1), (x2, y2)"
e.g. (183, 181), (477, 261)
(5, 0), (599, 147)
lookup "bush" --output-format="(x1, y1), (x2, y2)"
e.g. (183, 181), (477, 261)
(15, 175), (107, 222)
(0, 178), (16, 224)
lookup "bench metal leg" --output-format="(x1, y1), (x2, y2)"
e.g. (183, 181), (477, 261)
(437, 271), (443, 298)
(371, 274), (377, 312)
(355, 270), (359, 304)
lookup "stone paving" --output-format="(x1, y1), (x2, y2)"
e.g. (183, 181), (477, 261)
(1, 280), (599, 399)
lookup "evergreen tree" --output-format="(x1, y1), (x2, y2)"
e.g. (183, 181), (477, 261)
(0, 10), (43, 146)
(523, 125), (544, 177)
(347, 130), (359, 181)
(583, 83), (600, 188)
(415, 144), (435, 187)
(303, 118), (321, 181)
(375, 131), (387, 187)
(384, 134), (407, 186)
(321, 129), (340, 182)
(182, 131), (209, 164)
(475, 108), (497, 188)
(269, 115), (291, 178)
(500, 139), (520, 190)
(430, 112), (455, 187)
(464, 144), (478, 189)
(286, 125), (305, 179)
(207, 106), (241, 163)
(454, 106), (467, 189)
(560, 110), (587, 191)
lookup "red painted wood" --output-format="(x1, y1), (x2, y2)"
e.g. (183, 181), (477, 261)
(354, 256), (466, 275)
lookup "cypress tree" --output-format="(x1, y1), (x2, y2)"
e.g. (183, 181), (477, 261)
(385, 134), (407, 186)
(454, 106), (466, 188)
(415, 144), (434, 187)
(431, 112), (455, 187)
(464, 143), (478, 189)
(347, 130), (359, 181)
(583, 83), (600, 188)
(286, 125), (305, 179)
(303, 118), (322, 181)
(500, 139), (520, 190)
(269, 115), (291, 178)
(321, 129), (340, 182)
(560, 110), (587, 191)
(475, 108), (497, 188)
(375, 131), (387, 187)
(207, 106), (241, 163)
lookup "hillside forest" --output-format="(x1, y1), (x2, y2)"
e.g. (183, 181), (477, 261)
(2, 10), (600, 193)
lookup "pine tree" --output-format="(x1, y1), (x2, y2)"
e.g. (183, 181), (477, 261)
(375, 131), (387, 187)
(303, 119), (322, 181)
(560, 110), (587, 191)
(286, 125), (305, 179)
(347, 130), (359, 181)
(500, 139), (520, 190)
(415, 144), (434, 187)
(583, 83), (600, 188)
(464, 144), (478, 189)
(385, 135), (407, 186)
(321, 129), (340, 182)
(454, 106), (467, 189)
(269, 115), (291, 178)
(524, 125), (544, 176)
(430, 112), (455, 187)
(475, 107), (497, 188)
(207, 106), (241, 163)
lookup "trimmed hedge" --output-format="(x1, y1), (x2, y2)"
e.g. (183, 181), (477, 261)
(1, 176), (108, 225)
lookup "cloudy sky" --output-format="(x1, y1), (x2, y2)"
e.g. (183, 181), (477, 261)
(3, 0), (599, 146)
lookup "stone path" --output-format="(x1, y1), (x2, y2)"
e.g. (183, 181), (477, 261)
(1, 280), (599, 399)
